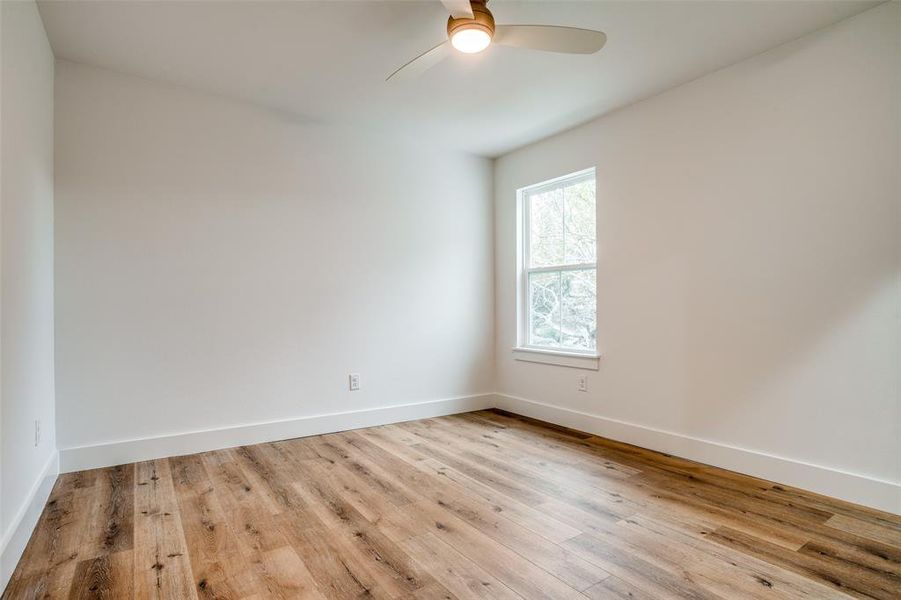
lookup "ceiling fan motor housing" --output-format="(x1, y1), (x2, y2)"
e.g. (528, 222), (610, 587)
(447, 0), (496, 40)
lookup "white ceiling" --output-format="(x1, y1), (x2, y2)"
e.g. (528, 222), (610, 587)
(37, 0), (879, 157)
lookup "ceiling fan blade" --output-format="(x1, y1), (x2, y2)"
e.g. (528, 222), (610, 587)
(440, 0), (474, 19)
(387, 41), (451, 82)
(493, 25), (607, 54)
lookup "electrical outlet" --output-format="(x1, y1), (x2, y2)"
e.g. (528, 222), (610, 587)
(349, 373), (360, 391)
(578, 375), (588, 392)
(34, 419), (41, 447)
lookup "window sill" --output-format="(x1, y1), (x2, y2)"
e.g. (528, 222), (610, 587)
(512, 347), (600, 370)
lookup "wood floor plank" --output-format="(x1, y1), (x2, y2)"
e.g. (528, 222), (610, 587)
(132, 459), (198, 600)
(414, 457), (583, 544)
(402, 500), (585, 600)
(330, 430), (610, 591)
(563, 532), (726, 600)
(616, 514), (850, 599)
(11, 490), (78, 580)
(768, 485), (901, 532)
(2, 561), (77, 600)
(448, 414), (639, 479)
(825, 513), (901, 549)
(5, 409), (898, 600)
(709, 526), (900, 599)
(463, 413), (641, 479)
(582, 576), (654, 600)
(400, 532), (523, 600)
(275, 509), (393, 600)
(418, 416), (636, 486)
(232, 444), (307, 515)
(290, 461), (451, 598)
(408, 437), (636, 527)
(15, 478), (98, 582)
(252, 546), (327, 600)
(488, 409), (595, 440)
(633, 470), (901, 575)
(170, 453), (257, 599)
(307, 434), (420, 508)
(399, 419), (631, 503)
(67, 550), (133, 600)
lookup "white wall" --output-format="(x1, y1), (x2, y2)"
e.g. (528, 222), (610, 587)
(0, 0), (57, 585)
(39, 0), (901, 517)
(495, 3), (900, 512)
(54, 61), (495, 461)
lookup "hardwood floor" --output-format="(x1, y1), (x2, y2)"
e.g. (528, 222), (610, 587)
(4, 409), (900, 599)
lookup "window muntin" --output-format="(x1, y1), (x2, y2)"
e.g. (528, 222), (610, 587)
(521, 170), (597, 353)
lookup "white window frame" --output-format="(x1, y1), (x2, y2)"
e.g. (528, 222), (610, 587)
(514, 168), (600, 370)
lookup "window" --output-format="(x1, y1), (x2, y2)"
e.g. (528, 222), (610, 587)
(517, 169), (597, 363)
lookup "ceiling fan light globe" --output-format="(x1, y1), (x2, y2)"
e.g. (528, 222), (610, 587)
(451, 28), (491, 53)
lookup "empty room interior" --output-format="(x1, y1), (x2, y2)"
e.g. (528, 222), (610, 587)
(1, 0), (900, 598)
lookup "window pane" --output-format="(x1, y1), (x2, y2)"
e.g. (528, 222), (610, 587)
(521, 170), (597, 353)
(528, 187), (564, 268)
(529, 271), (561, 347)
(561, 269), (596, 350)
(563, 179), (596, 264)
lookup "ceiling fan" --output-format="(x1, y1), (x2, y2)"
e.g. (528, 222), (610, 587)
(387, 0), (607, 81)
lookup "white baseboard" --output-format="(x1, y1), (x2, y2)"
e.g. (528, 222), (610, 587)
(495, 393), (900, 515)
(59, 393), (496, 473)
(1, 451), (59, 591)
